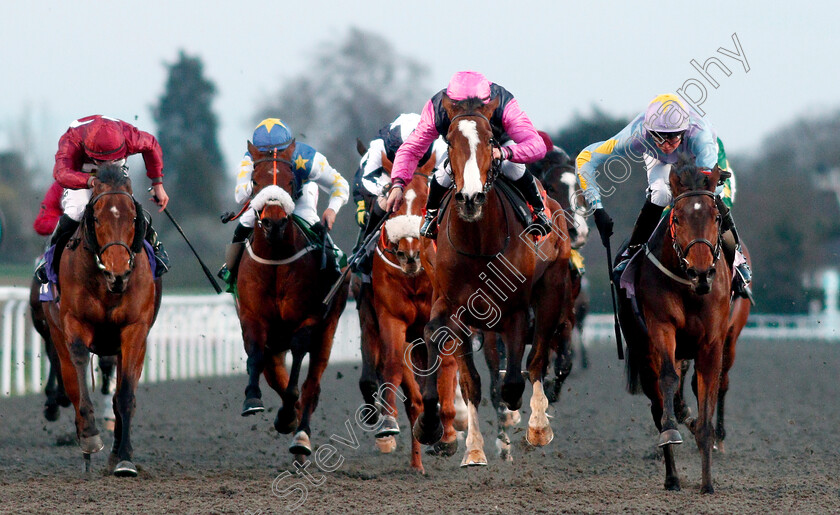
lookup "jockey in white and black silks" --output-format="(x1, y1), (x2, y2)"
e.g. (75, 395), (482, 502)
(36, 115), (171, 283)
(350, 113), (447, 276)
(386, 71), (549, 238)
(576, 94), (752, 299)
(219, 118), (349, 280)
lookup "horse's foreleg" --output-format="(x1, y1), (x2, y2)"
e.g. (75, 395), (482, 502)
(110, 323), (148, 477)
(500, 311), (528, 411)
(375, 314), (407, 438)
(650, 327), (682, 491)
(433, 354), (459, 456)
(457, 345), (486, 467)
(241, 321), (268, 416)
(290, 325), (332, 458)
(695, 342), (723, 494)
(358, 297), (382, 426)
(400, 362), (424, 473)
(412, 306), (447, 446)
(57, 323), (101, 455)
(482, 332), (515, 461)
(716, 331), (738, 453)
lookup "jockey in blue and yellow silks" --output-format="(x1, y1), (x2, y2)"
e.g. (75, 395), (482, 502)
(219, 118), (349, 280)
(577, 94), (752, 299)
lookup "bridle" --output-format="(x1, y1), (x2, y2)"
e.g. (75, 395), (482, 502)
(84, 190), (143, 273)
(377, 170), (429, 272)
(448, 112), (502, 194)
(668, 190), (722, 271)
(252, 147), (295, 221)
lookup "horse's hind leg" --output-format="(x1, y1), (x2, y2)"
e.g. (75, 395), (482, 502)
(716, 332), (737, 453)
(675, 361), (695, 431)
(99, 355), (118, 431)
(694, 342), (723, 494)
(358, 295), (382, 427)
(483, 332), (516, 461)
(500, 311), (529, 411)
(400, 362), (425, 473)
(374, 314), (406, 439)
(262, 352), (298, 434)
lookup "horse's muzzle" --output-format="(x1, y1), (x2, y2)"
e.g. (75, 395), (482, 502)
(104, 270), (131, 294)
(685, 267), (716, 295)
(396, 251), (422, 276)
(454, 191), (486, 222)
(259, 217), (289, 242)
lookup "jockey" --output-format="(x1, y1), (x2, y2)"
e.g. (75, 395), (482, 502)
(218, 118), (349, 280)
(351, 113), (447, 276)
(385, 71), (549, 237)
(576, 94), (752, 299)
(36, 115), (170, 283)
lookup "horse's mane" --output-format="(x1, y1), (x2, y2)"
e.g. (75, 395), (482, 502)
(448, 97), (487, 114)
(97, 163), (130, 186)
(672, 153), (711, 191)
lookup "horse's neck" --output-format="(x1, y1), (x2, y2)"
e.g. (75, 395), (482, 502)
(252, 221), (304, 259)
(446, 189), (509, 254)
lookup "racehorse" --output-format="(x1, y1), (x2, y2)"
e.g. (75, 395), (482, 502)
(618, 157), (731, 493)
(675, 245), (752, 453)
(531, 151), (591, 399)
(43, 163), (158, 476)
(354, 150), (437, 472)
(235, 141), (349, 462)
(411, 95), (572, 467)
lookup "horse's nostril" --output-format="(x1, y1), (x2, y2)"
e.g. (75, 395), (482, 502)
(475, 193), (486, 205)
(686, 269), (698, 279)
(454, 192), (465, 203)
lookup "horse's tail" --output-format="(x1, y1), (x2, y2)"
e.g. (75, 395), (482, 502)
(618, 295), (645, 395)
(624, 338), (644, 395)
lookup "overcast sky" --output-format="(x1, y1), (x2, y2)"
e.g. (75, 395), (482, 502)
(0, 1), (833, 180)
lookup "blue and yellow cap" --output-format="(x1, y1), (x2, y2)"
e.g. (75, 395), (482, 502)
(252, 118), (293, 151)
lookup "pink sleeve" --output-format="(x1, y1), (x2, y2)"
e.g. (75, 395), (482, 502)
(501, 99), (546, 164)
(391, 100), (440, 185)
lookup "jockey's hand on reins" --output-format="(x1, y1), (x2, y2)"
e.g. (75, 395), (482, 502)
(594, 207), (614, 248)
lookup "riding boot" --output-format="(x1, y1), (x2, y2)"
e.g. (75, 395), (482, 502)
(218, 222), (253, 282)
(511, 171), (552, 236)
(716, 197), (753, 301)
(614, 200), (665, 280)
(419, 176), (449, 240)
(37, 214), (79, 284)
(143, 220), (170, 277)
(352, 203), (387, 275)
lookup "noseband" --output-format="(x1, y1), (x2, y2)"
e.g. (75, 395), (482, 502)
(253, 147), (295, 221)
(85, 190), (142, 272)
(669, 190), (722, 271)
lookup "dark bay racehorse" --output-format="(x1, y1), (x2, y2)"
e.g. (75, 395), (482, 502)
(412, 95), (572, 467)
(43, 164), (159, 476)
(619, 157), (730, 493)
(236, 141), (349, 462)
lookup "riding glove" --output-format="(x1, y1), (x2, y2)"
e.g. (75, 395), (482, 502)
(593, 208), (614, 248)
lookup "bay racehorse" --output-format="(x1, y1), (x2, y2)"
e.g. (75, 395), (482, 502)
(43, 163), (159, 476)
(411, 95), (572, 467)
(618, 157), (730, 493)
(236, 141), (349, 462)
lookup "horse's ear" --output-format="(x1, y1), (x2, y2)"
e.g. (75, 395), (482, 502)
(381, 151), (393, 172)
(708, 165), (722, 191)
(356, 138), (368, 157)
(441, 94), (455, 117)
(247, 140), (259, 158)
(479, 96), (501, 118)
(669, 169), (683, 196)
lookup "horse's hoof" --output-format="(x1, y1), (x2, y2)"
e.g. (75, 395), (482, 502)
(79, 435), (104, 454)
(495, 437), (513, 462)
(425, 438), (458, 457)
(459, 448), (488, 467)
(113, 460), (138, 477)
(700, 483), (714, 494)
(664, 478), (681, 491)
(274, 412), (299, 435)
(683, 416), (697, 435)
(375, 436), (397, 453)
(526, 424), (554, 447)
(289, 430), (312, 456)
(375, 415), (400, 438)
(500, 408), (521, 428)
(241, 398), (265, 416)
(715, 440), (725, 453)
(412, 415), (443, 446)
(57, 394), (71, 408)
(44, 404), (60, 422)
(658, 429), (683, 447)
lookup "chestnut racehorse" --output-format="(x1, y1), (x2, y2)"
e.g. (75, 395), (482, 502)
(235, 141), (349, 462)
(619, 157), (731, 493)
(43, 163), (158, 476)
(411, 95), (572, 467)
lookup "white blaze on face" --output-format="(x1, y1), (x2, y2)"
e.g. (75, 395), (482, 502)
(694, 202), (701, 210)
(404, 188), (417, 215)
(458, 120), (483, 197)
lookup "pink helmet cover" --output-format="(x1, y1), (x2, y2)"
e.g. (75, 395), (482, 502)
(445, 71), (491, 102)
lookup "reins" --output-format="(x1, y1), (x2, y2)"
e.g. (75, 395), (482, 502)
(83, 190), (142, 273)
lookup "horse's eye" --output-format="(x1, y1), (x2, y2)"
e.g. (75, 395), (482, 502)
(93, 217), (100, 224)
(672, 216), (679, 225)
